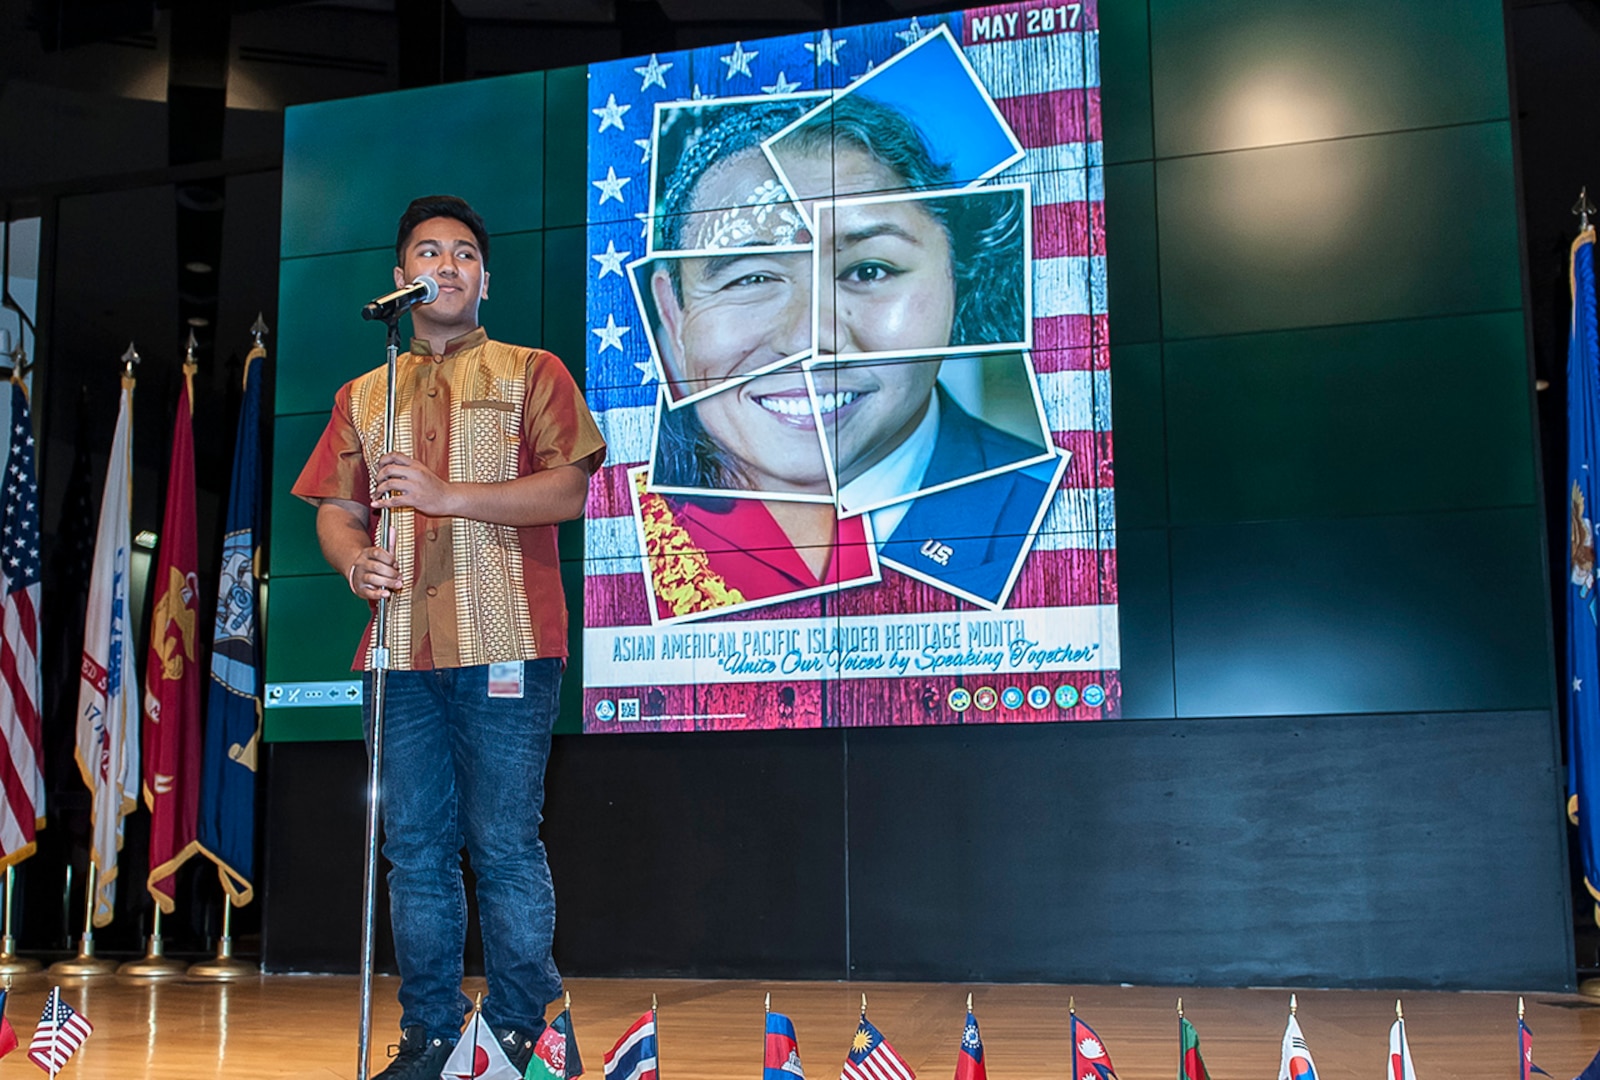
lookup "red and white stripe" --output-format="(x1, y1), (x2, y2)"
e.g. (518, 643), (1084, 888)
(0, 575), (42, 863)
(842, 1045), (916, 1080)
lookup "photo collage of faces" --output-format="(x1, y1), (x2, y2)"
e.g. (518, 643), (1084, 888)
(606, 26), (1072, 622)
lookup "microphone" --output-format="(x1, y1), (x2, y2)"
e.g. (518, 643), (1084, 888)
(361, 275), (439, 321)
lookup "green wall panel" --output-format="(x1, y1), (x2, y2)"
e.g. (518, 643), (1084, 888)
(1169, 508), (1553, 718)
(1164, 313), (1536, 524)
(281, 73), (545, 259)
(1149, 0), (1509, 158)
(277, 247), (401, 416)
(1098, 0), (1153, 164)
(545, 65), (591, 231)
(1117, 527), (1175, 719)
(1109, 342), (1165, 529)
(480, 229), (545, 353)
(269, 412), (337, 579)
(263, 573), (372, 742)
(1155, 122), (1521, 340)
(1104, 160), (1160, 345)
(541, 225), (588, 385)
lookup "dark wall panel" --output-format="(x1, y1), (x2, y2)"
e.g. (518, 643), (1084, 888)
(843, 712), (1571, 988)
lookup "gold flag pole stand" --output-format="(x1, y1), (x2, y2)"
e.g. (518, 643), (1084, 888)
(119, 907), (185, 978)
(188, 895), (254, 979)
(50, 862), (115, 976)
(0, 866), (40, 974)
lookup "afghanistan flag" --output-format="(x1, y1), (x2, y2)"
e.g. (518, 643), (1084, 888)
(196, 341), (265, 904)
(143, 365), (203, 911)
(529, 1005), (585, 1079)
(1178, 1016), (1209, 1080)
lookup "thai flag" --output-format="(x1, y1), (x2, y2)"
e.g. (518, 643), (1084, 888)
(604, 1011), (659, 1080)
(765, 1011), (805, 1080)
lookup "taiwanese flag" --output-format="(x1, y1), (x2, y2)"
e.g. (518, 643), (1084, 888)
(1178, 1016), (1209, 1080)
(1277, 1015), (1317, 1080)
(142, 365), (203, 912)
(954, 1008), (984, 1080)
(1069, 1013), (1118, 1080)
(765, 1011), (804, 1080)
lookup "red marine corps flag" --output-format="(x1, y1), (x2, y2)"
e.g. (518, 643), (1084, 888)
(142, 346), (203, 910)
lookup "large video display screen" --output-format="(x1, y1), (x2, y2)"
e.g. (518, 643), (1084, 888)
(582, 1), (1118, 730)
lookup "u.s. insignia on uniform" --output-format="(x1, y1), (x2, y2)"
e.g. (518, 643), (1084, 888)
(920, 540), (953, 566)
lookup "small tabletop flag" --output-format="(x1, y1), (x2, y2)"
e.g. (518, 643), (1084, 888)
(954, 1007), (985, 1080)
(603, 1011), (658, 1080)
(27, 986), (92, 1075)
(442, 1010), (522, 1080)
(765, 1011), (805, 1080)
(1069, 1013), (1119, 1080)
(1178, 1016), (1210, 1080)
(529, 1004), (585, 1080)
(0, 988), (17, 1059)
(841, 1016), (915, 1080)
(1517, 1016), (1550, 1080)
(1387, 1014), (1417, 1080)
(1278, 1014), (1317, 1080)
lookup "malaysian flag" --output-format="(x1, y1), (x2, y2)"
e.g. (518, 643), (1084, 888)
(27, 987), (92, 1074)
(840, 1017), (915, 1080)
(0, 380), (44, 868)
(604, 1009), (659, 1080)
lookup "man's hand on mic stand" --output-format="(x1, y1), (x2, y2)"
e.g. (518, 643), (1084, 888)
(348, 534), (402, 600)
(372, 452), (460, 518)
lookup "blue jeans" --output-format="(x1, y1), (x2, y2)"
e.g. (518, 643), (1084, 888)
(364, 661), (564, 1041)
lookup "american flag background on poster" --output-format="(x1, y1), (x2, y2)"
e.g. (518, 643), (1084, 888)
(582, 0), (1118, 731)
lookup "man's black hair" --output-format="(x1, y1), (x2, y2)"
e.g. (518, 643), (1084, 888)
(395, 195), (490, 267)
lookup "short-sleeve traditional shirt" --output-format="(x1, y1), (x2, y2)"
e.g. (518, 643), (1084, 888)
(293, 327), (605, 670)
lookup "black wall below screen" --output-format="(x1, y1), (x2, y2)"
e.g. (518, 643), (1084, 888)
(264, 709), (1572, 989)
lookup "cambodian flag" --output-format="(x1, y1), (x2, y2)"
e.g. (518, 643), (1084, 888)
(765, 1011), (804, 1080)
(604, 1011), (658, 1080)
(954, 1007), (985, 1080)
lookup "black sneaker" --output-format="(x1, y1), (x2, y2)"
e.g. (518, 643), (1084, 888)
(493, 1025), (541, 1073)
(373, 1026), (453, 1079)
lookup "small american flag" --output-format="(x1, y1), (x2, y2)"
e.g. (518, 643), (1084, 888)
(840, 1017), (914, 1080)
(28, 987), (91, 1075)
(0, 381), (44, 867)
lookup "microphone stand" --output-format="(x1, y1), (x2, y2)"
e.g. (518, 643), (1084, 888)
(357, 312), (402, 1080)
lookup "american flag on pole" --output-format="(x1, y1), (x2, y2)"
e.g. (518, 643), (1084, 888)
(0, 379), (45, 868)
(840, 1017), (915, 1080)
(27, 986), (92, 1074)
(603, 1010), (659, 1080)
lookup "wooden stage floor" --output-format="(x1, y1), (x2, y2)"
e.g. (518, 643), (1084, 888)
(0, 973), (1594, 1078)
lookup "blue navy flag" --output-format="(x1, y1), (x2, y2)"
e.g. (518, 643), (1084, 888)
(196, 346), (265, 904)
(1570, 226), (1600, 925)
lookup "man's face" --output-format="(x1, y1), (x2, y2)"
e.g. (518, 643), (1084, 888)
(395, 216), (488, 330)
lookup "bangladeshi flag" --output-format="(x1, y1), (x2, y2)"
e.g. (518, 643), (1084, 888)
(1179, 1017), (1210, 1080)
(142, 368), (204, 912)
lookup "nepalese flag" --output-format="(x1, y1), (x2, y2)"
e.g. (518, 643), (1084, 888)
(1277, 1015), (1317, 1080)
(765, 1011), (805, 1080)
(840, 1017), (915, 1080)
(954, 1009), (984, 1080)
(441, 1013), (522, 1080)
(142, 370), (203, 912)
(603, 1011), (658, 1080)
(0, 380), (45, 869)
(530, 1006), (586, 1079)
(74, 375), (138, 928)
(1518, 1017), (1550, 1080)
(1575, 1042), (1600, 1080)
(27, 986), (92, 1073)
(197, 345), (265, 905)
(1571, 224), (1600, 924)
(1178, 1017), (1209, 1080)
(1069, 1013), (1118, 1080)
(1387, 1017), (1416, 1080)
